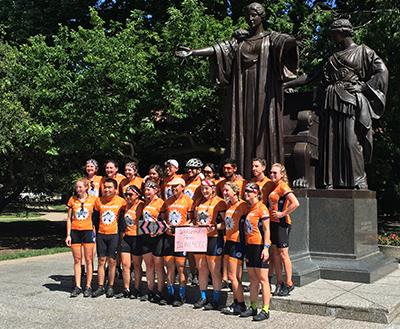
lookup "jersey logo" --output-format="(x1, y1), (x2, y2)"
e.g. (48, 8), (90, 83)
(184, 189), (194, 199)
(124, 214), (134, 226)
(197, 211), (209, 225)
(225, 216), (234, 230)
(244, 218), (253, 234)
(88, 189), (99, 197)
(143, 210), (153, 222)
(165, 187), (173, 199)
(102, 211), (115, 225)
(169, 210), (182, 226)
(216, 247), (223, 255)
(76, 207), (89, 221)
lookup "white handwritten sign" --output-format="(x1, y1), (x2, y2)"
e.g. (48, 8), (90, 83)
(174, 226), (207, 252)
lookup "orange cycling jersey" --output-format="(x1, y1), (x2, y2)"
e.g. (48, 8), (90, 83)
(143, 197), (165, 222)
(100, 173), (126, 196)
(119, 176), (144, 196)
(162, 174), (182, 200)
(194, 196), (227, 237)
(224, 200), (248, 243)
(268, 181), (293, 224)
(95, 195), (127, 234)
(124, 200), (145, 236)
(217, 177), (247, 199)
(182, 174), (203, 202)
(87, 175), (102, 197)
(251, 176), (275, 205)
(162, 193), (193, 235)
(67, 195), (97, 231)
(244, 201), (270, 245)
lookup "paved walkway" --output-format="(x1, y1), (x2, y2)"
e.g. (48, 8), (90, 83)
(0, 253), (400, 329)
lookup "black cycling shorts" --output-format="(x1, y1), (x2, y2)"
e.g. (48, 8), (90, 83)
(96, 233), (119, 259)
(71, 229), (95, 245)
(245, 244), (269, 269)
(270, 221), (291, 248)
(224, 240), (245, 260)
(206, 236), (224, 256)
(120, 235), (143, 256)
(151, 234), (164, 257)
(163, 234), (186, 258)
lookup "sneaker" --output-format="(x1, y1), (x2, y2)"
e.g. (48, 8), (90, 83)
(221, 280), (229, 289)
(70, 286), (82, 298)
(203, 301), (220, 311)
(273, 283), (284, 296)
(83, 287), (92, 298)
(140, 293), (149, 302)
(193, 298), (207, 309)
(253, 310), (270, 321)
(151, 292), (162, 304)
(158, 296), (168, 306)
(239, 307), (257, 318)
(222, 303), (245, 315)
(106, 287), (114, 298)
(172, 296), (185, 307)
(92, 287), (105, 298)
(129, 288), (139, 299)
(115, 289), (130, 299)
(191, 275), (199, 287)
(278, 284), (294, 297)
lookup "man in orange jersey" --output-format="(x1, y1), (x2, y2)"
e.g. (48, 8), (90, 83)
(92, 178), (127, 298)
(161, 177), (194, 306)
(251, 158), (275, 205)
(183, 158), (204, 202)
(217, 159), (246, 199)
(162, 159), (180, 200)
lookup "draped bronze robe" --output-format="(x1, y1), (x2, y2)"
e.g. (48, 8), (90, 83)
(318, 44), (388, 188)
(210, 31), (298, 178)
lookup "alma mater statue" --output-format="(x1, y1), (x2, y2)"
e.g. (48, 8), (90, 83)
(176, 2), (298, 178)
(284, 19), (388, 189)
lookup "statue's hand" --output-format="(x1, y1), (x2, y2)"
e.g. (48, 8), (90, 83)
(175, 46), (192, 58)
(344, 82), (366, 93)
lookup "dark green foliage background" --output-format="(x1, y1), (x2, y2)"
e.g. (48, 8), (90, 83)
(0, 0), (398, 215)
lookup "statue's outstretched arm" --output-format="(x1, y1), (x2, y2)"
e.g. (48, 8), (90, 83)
(175, 45), (215, 58)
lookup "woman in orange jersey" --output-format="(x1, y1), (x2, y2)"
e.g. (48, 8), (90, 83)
(203, 163), (223, 185)
(65, 178), (97, 298)
(144, 164), (164, 186)
(161, 177), (193, 307)
(115, 185), (145, 299)
(140, 180), (166, 304)
(119, 161), (144, 195)
(268, 163), (299, 297)
(193, 179), (226, 310)
(100, 160), (126, 195)
(220, 182), (248, 315)
(240, 183), (271, 321)
(85, 159), (102, 197)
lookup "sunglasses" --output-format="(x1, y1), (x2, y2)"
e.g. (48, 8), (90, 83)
(124, 193), (135, 197)
(244, 189), (255, 193)
(270, 171), (278, 174)
(203, 170), (213, 174)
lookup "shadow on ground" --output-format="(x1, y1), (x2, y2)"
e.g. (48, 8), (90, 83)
(0, 220), (65, 249)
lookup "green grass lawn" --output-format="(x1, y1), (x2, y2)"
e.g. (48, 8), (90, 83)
(0, 247), (70, 261)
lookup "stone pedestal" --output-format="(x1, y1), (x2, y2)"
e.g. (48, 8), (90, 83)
(289, 189), (397, 285)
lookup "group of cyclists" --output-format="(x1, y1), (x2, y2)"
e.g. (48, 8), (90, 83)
(65, 157), (299, 321)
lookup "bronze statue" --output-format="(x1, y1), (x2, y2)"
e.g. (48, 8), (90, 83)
(176, 2), (298, 178)
(284, 19), (388, 189)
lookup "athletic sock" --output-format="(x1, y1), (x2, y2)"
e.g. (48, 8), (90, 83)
(250, 301), (257, 310)
(167, 284), (175, 296)
(262, 304), (270, 313)
(212, 290), (221, 302)
(200, 290), (207, 300)
(179, 285), (186, 299)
